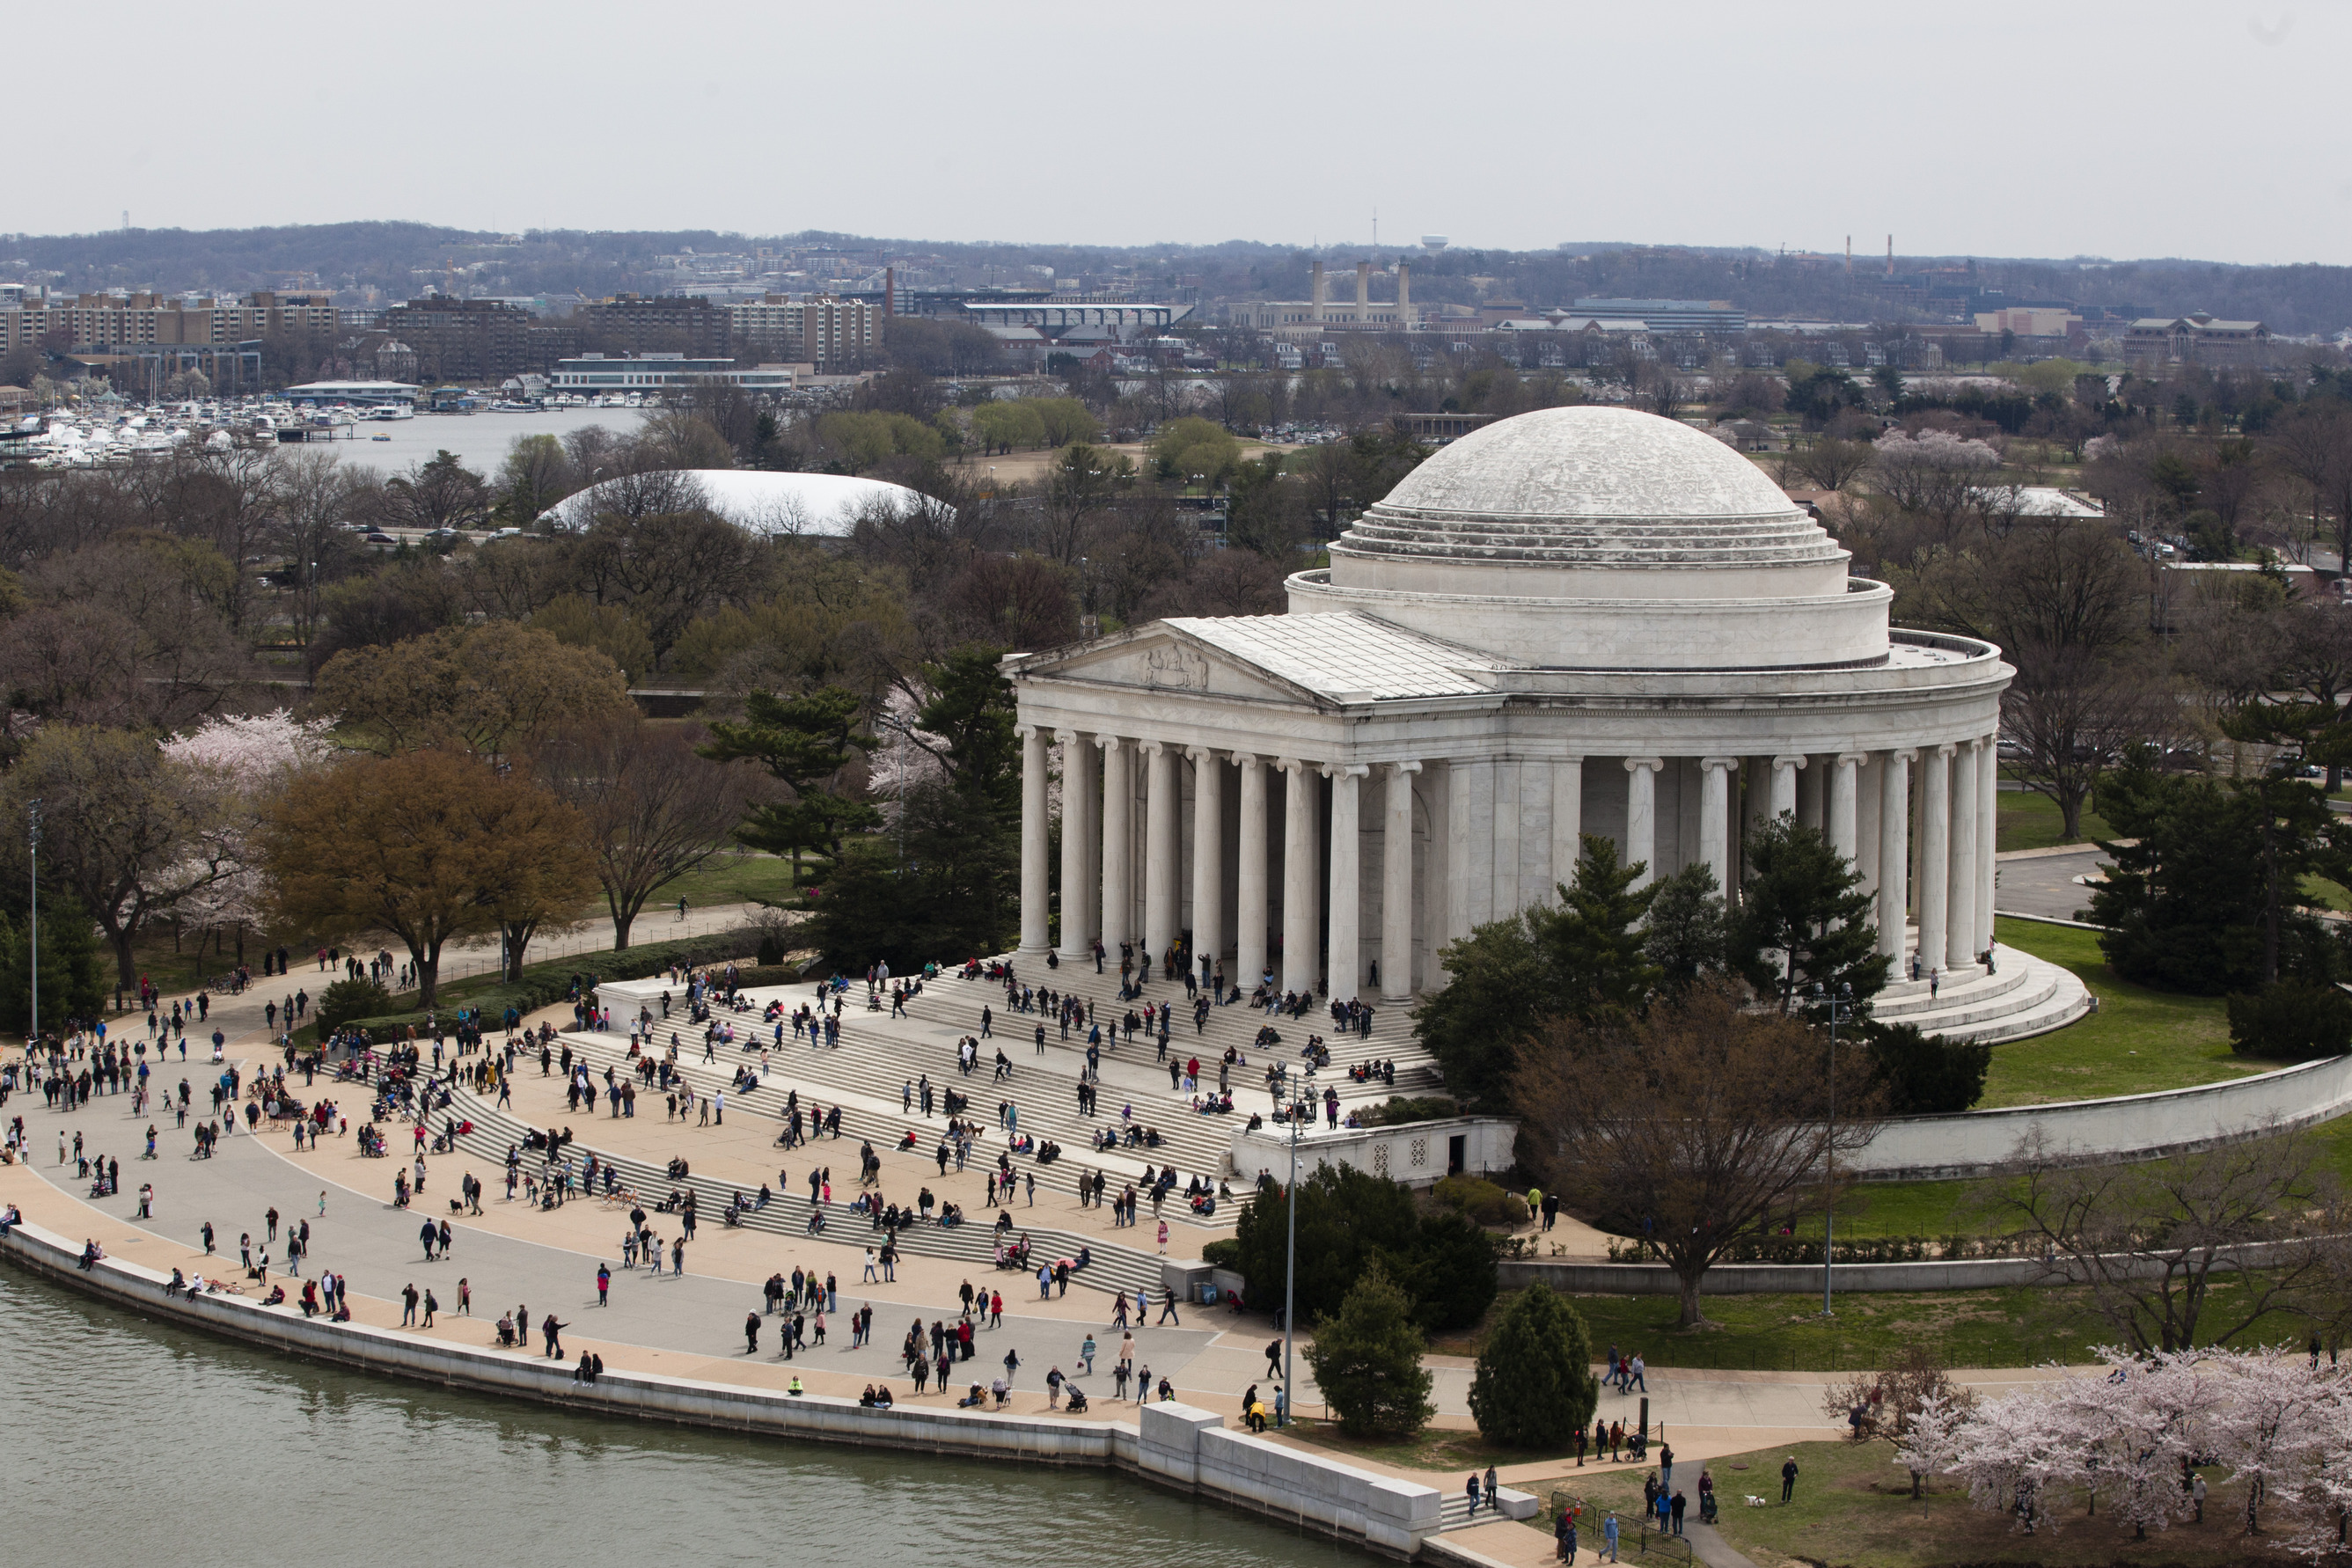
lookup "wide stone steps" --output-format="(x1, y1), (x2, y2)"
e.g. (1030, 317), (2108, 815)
(543, 1030), (1241, 1233)
(576, 1007), (1247, 1193)
(434, 1083), (1175, 1296)
(1869, 942), (2090, 1044)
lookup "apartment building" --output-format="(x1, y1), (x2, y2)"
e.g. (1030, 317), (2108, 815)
(725, 294), (876, 368)
(0, 289), (339, 355)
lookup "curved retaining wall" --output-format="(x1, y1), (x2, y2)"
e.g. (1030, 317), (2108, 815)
(0, 1219), (1470, 1559)
(1848, 1054), (2352, 1182)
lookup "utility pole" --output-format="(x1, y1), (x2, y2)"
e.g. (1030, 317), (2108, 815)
(1813, 980), (1853, 1315)
(27, 798), (40, 1046)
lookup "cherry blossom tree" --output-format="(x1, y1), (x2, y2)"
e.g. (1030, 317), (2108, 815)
(2204, 1347), (2337, 1537)
(160, 710), (338, 957)
(1894, 1392), (1967, 1513)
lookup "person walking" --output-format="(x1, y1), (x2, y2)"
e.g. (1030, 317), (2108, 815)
(597, 1264), (611, 1306)
(1464, 1472), (1482, 1518)
(1601, 1512), (1619, 1563)
(1780, 1454), (1799, 1504)
(1158, 1286), (1180, 1326)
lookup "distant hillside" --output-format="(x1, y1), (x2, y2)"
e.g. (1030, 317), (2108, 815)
(6, 223), (2350, 335)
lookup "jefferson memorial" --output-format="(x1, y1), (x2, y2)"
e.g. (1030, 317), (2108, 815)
(1005, 406), (2086, 1041)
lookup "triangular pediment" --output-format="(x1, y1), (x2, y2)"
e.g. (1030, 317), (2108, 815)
(1020, 623), (1319, 707)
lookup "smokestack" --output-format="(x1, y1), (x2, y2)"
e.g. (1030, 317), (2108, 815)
(1887, 235), (1894, 276)
(1396, 260), (1412, 327)
(1312, 260), (1326, 323)
(884, 266), (895, 318)
(1356, 260), (1371, 320)
(1844, 236), (1851, 275)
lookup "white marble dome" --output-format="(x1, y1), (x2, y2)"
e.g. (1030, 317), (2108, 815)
(1342, 405), (1839, 570)
(1293, 405), (1893, 670)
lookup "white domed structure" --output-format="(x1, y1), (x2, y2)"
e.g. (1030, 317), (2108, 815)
(1000, 407), (2083, 1045)
(543, 469), (931, 537)
(1297, 406), (1889, 667)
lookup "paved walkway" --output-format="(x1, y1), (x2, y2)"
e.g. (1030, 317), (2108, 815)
(1993, 844), (2110, 923)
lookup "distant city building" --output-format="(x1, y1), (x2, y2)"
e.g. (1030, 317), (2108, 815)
(281, 379), (422, 407)
(572, 294), (730, 358)
(1227, 260), (1411, 335)
(547, 353), (800, 393)
(724, 294), (876, 368)
(2124, 314), (2272, 368)
(1974, 306), (2084, 341)
(0, 289), (338, 356)
(380, 297), (578, 384)
(1568, 298), (1747, 332)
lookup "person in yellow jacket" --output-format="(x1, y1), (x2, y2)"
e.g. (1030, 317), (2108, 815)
(788, 1375), (804, 1396)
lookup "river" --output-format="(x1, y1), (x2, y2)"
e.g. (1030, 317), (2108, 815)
(301, 406), (647, 477)
(0, 1265), (1369, 1566)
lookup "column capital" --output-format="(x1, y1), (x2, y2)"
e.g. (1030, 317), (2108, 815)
(1887, 747), (1917, 763)
(1274, 756), (1316, 777)
(1699, 755), (1740, 772)
(1772, 752), (1809, 769)
(1391, 758), (1424, 778)
(1136, 738), (1167, 758)
(1229, 750), (1259, 768)
(1015, 723), (1037, 742)
(1934, 741), (1959, 758)
(1095, 734), (1122, 754)
(1322, 762), (1371, 780)
(1623, 756), (1665, 774)
(1185, 744), (1219, 765)
(1836, 751), (1870, 767)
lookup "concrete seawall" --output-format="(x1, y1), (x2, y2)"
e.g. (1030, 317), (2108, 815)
(2, 1218), (1472, 1558)
(1849, 1053), (2352, 1182)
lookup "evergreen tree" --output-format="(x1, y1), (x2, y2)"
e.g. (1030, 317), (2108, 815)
(1866, 1022), (1991, 1114)
(699, 686), (882, 868)
(1643, 861), (1729, 994)
(1468, 1287), (1599, 1448)
(0, 894), (107, 1036)
(1231, 1165), (1497, 1332)
(1302, 1260), (1435, 1439)
(1535, 834), (1661, 1017)
(1730, 814), (1887, 1012)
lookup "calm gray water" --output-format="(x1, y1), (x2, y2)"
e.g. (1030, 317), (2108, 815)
(312, 406), (643, 476)
(0, 1265), (1367, 1566)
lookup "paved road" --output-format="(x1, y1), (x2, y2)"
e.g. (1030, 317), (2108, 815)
(1993, 846), (2109, 923)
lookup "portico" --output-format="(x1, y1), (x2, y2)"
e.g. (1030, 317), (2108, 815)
(1004, 407), (2020, 1011)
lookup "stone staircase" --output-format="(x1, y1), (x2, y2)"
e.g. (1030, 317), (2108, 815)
(1872, 938), (2091, 1044)
(432, 1081), (1177, 1298)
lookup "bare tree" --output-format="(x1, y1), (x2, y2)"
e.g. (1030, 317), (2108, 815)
(1784, 436), (1876, 492)
(534, 717), (761, 949)
(1981, 1128), (2347, 1354)
(1514, 985), (1884, 1327)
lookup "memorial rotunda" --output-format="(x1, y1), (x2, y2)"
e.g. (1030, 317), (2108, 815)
(1006, 405), (2085, 1040)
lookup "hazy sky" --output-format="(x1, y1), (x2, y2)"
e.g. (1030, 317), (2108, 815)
(14, 0), (2347, 264)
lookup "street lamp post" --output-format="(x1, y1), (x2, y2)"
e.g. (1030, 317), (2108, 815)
(1281, 1107), (1302, 1425)
(26, 798), (40, 1046)
(1814, 980), (1853, 1315)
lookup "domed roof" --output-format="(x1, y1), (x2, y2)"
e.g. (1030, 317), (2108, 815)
(1337, 405), (1839, 570)
(543, 469), (931, 536)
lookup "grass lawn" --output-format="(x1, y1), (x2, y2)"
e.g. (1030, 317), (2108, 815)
(1995, 786), (2111, 853)
(1979, 917), (2272, 1107)
(1525, 1440), (2299, 1568)
(641, 848), (805, 912)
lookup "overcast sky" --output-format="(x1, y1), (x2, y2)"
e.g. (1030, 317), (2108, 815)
(13, 0), (2345, 265)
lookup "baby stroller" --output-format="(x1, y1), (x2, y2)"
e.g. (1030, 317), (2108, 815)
(1064, 1383), (1088, 1413)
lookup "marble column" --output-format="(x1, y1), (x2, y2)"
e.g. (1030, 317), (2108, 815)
(1235, 753), (1267, 985)
(1947, 738), (1980, 971)
(1699, 757), (1736, 894)
(1492, 759), (1521, 917)
(1326, 765), (1367, 1001)
(1189, 748), (1223, 974)
(1797, 756), (1825, 834)
(1829, 752), (1864, 866)
(1279, 758), (1319, 994)
(1141, 742), (1179, 963)
(1878, 749), (1911, 962)
(1383, 762), (1420, 1000)
(1018, 725), (1050, 954)
(1624, 757), (1663, 888)
(1099, 736), (1132, 953)
(1919, 744), (1953, 978)
(1058, 730), (1095, 960)
(1550, 756), (1584, 896)
(1857, 753), (1882, 896)
(1770, 753), (1805, 820)
(1975, 736), (1999, 956)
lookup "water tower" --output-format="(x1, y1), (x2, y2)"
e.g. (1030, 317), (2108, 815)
(1420, 235), (1448, 254)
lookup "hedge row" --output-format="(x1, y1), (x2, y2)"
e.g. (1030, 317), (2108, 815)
(333, 927), (760, 1040)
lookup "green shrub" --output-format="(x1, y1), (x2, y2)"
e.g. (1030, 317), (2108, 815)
(756, 930), (788, 965)
(1301, 1261), (1434, 1439)
(314, 978), (395, 1032)
(1200, 1238), (1241, 1269)
(1866, 1021), (1991, 1114)
(333, 927), (758, 1039)
(2227, 979), (2352, 1060)
(1356, 1094), (1459, 1127)
(1469, 1287), (1598, 1448)
(1233, 1164), (1498, 1333)
(0, 896), (107, 1034)
(1433, 1174), (1513, 1225)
